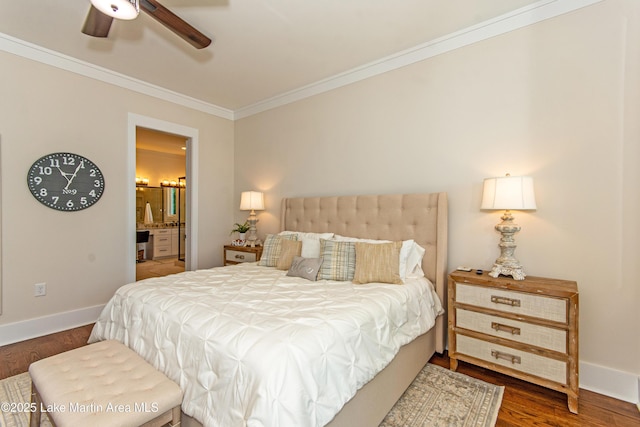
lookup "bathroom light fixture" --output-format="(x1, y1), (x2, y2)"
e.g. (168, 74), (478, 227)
(240, 191), (265, 247)
(481, 174), (536, 280)
(135, 177), (149, 186)
(160, 180), (183, 188)
(90, 0), (139, 20)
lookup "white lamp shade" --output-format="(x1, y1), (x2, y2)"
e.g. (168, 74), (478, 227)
(90, 0), (139, 20)
(481, 175), (537, 210)
(240, 191), (265, 211)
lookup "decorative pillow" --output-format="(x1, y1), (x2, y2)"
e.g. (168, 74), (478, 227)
(353, 241), (403, 285)
(286, 257), (323, 281)
(317, 239), (356, 281)
(279, 231), (335, 258)
(258, 234), (298, 267)
(276, 239), (303, 270)
(333, 235), (423, 280)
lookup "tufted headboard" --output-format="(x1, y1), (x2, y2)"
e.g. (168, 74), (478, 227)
(280, 192), (448, 352)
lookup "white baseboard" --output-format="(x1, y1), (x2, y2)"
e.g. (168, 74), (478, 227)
(0, 305), (105, 347)
(580, 360), (639, 405)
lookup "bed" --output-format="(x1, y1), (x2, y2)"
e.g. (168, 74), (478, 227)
(89, 192), (448, 427)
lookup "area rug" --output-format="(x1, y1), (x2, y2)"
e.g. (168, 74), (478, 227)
(0, 364), (503, 427)
(379, 364), (504, 427)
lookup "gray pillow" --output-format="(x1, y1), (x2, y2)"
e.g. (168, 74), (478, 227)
(286, 257), (323, 281)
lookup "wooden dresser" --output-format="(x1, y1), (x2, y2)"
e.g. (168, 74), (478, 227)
(448, 270), (579, 413)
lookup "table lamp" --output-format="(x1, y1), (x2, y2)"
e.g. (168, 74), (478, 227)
(240, 191), (265, 247)
(481, 174), (536, 280)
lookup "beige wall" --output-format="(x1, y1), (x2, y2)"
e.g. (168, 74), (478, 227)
(235, 0), (640, 378)
(0, 51), (235, 324)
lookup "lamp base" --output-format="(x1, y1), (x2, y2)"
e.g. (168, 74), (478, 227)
(489, 210), (527, 281)
(489, 263), (526, 280)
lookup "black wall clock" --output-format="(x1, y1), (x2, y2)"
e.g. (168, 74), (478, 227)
(27, 152), (105, 211)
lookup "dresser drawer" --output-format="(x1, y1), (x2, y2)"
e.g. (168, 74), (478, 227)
(456, 309), (567, 352)
(456, 283), (567, 323)
(456, 334), (567, 384)
(225, 250), (257, 263)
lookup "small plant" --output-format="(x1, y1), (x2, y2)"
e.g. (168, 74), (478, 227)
(231, 221), (250, 235)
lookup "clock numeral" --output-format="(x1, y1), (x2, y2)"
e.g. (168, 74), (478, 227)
(38, 166), (53, 175)
(90, 169), (97, 177)
(39, 188), (47, 197)
(80, 197), (87, 205)
(49, 158), (60, 168)
(51, 196), (59, 205)
(66, 200), (74, 208)
(94, 180), (101, 187)
(89, 190), (97, 197)
(62, 156), (75, 166)
(33, 176), (42, 185)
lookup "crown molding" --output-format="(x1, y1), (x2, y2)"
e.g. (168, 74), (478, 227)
(234, 0), (603, 119)
(1, 0), (602, 121)
(0, 33), (234, 120)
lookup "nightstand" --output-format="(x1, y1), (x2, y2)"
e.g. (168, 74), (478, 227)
(448, 270), (579, 413)
(223, 245), (263, 266)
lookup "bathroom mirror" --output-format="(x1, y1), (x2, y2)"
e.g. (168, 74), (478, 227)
(135, 186), (163, 224)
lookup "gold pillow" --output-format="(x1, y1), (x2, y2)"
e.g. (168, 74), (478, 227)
(276, 239), (303, 270)
(353, 241), (403, 285)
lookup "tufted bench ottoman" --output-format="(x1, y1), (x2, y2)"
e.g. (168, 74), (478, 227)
(28, 340), (183, 427)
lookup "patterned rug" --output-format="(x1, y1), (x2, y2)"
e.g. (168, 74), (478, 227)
(0, 364), (503, 427)
(380, 364), (504, 427)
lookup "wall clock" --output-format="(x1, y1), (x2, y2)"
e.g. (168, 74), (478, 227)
(27, 152), (105, 211)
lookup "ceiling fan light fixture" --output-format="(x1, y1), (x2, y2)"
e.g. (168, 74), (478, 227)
(90, 0), (139, 20)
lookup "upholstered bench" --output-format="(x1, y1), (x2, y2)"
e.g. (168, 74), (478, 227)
(29, 340), (183, 427)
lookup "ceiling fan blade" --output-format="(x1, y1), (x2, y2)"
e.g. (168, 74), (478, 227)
(81, 5), (114, 38)
(140, 0), (212, 49)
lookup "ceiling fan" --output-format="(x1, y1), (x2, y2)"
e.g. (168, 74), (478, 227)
(81, 0), (212, 49)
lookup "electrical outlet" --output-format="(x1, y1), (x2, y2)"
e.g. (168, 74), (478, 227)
(34, 282), (46, 297)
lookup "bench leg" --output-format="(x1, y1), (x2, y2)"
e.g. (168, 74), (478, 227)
(171, 405), (181, 426)
(30, 382), (42, 427)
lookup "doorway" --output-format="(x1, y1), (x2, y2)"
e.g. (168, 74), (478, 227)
(127, 114), (199, 284)
(135, 128), (187, 280)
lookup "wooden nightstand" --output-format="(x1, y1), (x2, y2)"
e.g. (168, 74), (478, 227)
(223, 245), (263, 266)
(448, 270), (579, 413)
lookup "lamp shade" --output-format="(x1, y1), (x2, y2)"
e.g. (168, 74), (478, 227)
(90, 0), (139, 20)
(481, 175), (536, 210)
(240, 191), (265, 211)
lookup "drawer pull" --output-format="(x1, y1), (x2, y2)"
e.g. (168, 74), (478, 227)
(491, 295), (521, 307)
(235, 254), (245, 260)
(491, 350), (521, 365)
(491, 322), (521, 335)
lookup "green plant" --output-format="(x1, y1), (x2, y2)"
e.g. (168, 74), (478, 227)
(231, 221), (250, 234)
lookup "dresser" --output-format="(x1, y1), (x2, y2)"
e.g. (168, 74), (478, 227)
(448, 270), (579, 413)
(223, 245), (263, 266)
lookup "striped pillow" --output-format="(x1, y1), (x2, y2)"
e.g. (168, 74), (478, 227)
(318, 239), (356, 281)
(258, 234), (298, 267)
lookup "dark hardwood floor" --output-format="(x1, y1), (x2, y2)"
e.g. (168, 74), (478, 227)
(1, 325), (639, 426)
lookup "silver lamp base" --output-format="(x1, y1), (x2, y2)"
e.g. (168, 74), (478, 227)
(489, 210), (527, 281)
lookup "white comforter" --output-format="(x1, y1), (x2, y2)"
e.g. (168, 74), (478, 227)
(89, 263), (443, 427)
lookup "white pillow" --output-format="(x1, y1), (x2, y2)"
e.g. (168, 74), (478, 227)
(405, 242), (426, 278)
(332, 235), (425, 280)
(279, 231), (334, 258)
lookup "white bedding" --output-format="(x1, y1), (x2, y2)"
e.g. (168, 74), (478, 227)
(89, 263), (443, 427)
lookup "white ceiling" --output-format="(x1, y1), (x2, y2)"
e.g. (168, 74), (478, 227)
(2, 0), (544, 111)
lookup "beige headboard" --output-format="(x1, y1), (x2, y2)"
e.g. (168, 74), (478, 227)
(280, 192), (448, 353)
